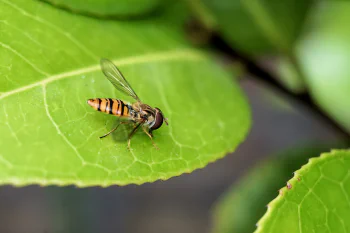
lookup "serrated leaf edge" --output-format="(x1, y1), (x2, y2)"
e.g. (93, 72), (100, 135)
(254, 149), (350, 233)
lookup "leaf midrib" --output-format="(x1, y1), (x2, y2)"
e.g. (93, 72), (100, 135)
(0, 48), (204, 100)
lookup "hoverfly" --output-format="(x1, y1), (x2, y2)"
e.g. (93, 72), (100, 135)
(87, 58), (168, 149)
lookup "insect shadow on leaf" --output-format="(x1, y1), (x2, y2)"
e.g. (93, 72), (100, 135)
(109, 119), (135, 143)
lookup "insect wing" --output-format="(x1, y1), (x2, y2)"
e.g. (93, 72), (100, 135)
(100, 58), (140, 101)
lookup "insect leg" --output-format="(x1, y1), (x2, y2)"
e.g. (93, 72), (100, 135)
(99, 121), (129, 139)
(127, 122), (142, 149)
(142, 127), (159, 150)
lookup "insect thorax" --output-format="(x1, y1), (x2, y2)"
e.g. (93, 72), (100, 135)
(129, 103), (156, 128)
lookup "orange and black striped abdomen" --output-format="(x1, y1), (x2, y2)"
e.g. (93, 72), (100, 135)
(87, 98), (130, 117)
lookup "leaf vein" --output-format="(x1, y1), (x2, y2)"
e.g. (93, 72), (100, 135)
(42, 85), (86, 165)
(0, 154), (13, 168)
(0, 41), (50, 76)
(0, 49), (204, 101)
(1, 0), (98, 60)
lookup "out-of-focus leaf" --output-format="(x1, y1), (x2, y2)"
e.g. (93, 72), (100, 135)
(256, 149), (350, 233)
(0, 0), (251, 186)
(275, 57), (306, 93)
(200, 0), (312, 55)
(44, 0), (163, 17)
(297, 2), (350, 132)
(211, 146), (335, 233)
(257, 56), (306, 93)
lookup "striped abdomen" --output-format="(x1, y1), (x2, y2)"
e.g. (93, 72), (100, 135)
(87, 98), (130, 117)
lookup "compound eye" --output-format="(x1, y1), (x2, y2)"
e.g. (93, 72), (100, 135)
(150, 111), (163, 130)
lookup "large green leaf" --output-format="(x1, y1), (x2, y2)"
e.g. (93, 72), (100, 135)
(0, 0), (251, 186)
(256, 149), (350, 233)
(297, 2), (350, 132)
(211, 146), (336, 233)
(199, 0), (312, 55)
(44, 0), (163, 17)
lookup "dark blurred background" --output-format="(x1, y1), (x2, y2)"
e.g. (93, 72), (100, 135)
(0, 77), (342, 233)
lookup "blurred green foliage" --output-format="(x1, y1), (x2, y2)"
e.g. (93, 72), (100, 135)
(202, 1), (350, 232)
(197, 0), (349, 132)
(43, 0), (163, 17)
(297, 2), (350, 132)
(200, 0), (312, 54)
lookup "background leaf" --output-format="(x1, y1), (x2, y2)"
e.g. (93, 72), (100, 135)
(199, 0), (312, 55)
(256, 149), (350, 233)
(43, 0), (164, 17)
(196, 0), (350, 131)
(296, 2), (350, 132)
(211, 145), (338, 233)
(195, 0), (312, 95)
(0, 0), (251, 186)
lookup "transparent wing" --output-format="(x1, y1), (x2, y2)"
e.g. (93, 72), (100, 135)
(100, 58), (140, 101)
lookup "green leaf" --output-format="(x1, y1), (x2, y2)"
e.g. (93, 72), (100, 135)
(256, 149), (350, 233)
(199, 0), (312, 55)
(268, 56), (307, 93)
(297, 2), (350, 132)
(211, 146), (336, 233)
(44, 0), (163, 17)
(0, 0), (251, 186)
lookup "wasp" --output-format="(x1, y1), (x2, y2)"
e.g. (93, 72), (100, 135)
(87, 58), (168, 149)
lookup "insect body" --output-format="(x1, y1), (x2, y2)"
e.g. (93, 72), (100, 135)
(87, 58), (168, 149)
(87, 98), (131, 117)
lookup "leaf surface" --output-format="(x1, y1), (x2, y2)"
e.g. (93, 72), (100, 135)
(0, 0), (251, 186)
(256, 149), (350, 233)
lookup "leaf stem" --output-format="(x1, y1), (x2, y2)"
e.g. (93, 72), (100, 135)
(209, 33), (350, 139)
